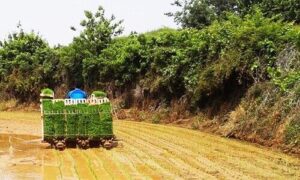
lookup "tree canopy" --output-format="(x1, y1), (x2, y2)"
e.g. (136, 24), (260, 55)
(0, 28), (58, 101)
(167, 0), (300, 29)
(59, 6), (123, 89)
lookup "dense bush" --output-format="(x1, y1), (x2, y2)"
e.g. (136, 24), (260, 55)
(1, 9), (299, 105)
(0, 29), (59, 101)
(58, 6), (123, 89)
(87, 10), (299, 108)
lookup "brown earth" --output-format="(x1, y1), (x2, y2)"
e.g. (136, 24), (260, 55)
(0, 111), (300, 179)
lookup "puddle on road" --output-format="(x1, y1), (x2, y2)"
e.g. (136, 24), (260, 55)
(0, 134), (62, 179)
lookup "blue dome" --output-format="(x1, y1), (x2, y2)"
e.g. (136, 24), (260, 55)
(68, 88), (87, 99)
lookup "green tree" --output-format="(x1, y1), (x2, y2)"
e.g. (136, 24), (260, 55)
(62, 6), (123, 88)
(166, 0), (239, 28)
(166, 0), (216, 28)
(0, 28), (59, 101)
(168, 0), (299, 29)
(259, 0), (300, 23)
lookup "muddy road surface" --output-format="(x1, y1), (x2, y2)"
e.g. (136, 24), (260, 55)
(0, 111), (299, 179)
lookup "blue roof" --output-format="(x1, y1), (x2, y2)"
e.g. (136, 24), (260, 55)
(68, 88), (87, 99)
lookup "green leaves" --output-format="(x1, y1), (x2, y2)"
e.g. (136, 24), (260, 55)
(169, 0), (300, 29)
(63, 6), (124, 88)
(268, 68), (300, 92)
(0, 5), (299, 108)
(267, 44), (300, 92)
(84, 10), (93, 19)
(0, 30), (58, 101)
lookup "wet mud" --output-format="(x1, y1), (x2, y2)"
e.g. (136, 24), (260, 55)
(0, 134), (52, 179)
(0, 112), (300, 179)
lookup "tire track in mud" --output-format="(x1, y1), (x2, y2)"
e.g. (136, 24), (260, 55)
(116, 127), (248, 179)
(100, 148), (143, 179)
(98, 147), (160, 179)
(122, 121), (293, 160)
(115, 131), (186, 179)
(128, 121), (300, 163)
(88, 149), (126, 179)
(116, 130), (217, 179)
(67, 149), (96, 179)
(65, 150), (80, 179)
(117, 121), (300, 179)
(117, 124), (262, 176)
(126, 144), (182, 179)
(118, 121), (300, 164)
(82, 150), (111, 179)
(54, 151), (63, 179)
(42, 150), (62, 180)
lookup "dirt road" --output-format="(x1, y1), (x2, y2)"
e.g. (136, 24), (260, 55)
(0, 112), (299, 179)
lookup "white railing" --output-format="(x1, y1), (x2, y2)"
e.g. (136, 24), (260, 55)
(52, 97), (110, 106)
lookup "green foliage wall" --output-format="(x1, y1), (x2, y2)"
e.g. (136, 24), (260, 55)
(90, 11), (299, 107)
(1, 6), (299, 106)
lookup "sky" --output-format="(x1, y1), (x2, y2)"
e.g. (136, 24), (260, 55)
(0, 0), (179, 46)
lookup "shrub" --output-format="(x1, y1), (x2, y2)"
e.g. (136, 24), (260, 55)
(285, 118), (300, 146)
(0, 30), (59, 102)
(151, 114), (161, 124)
